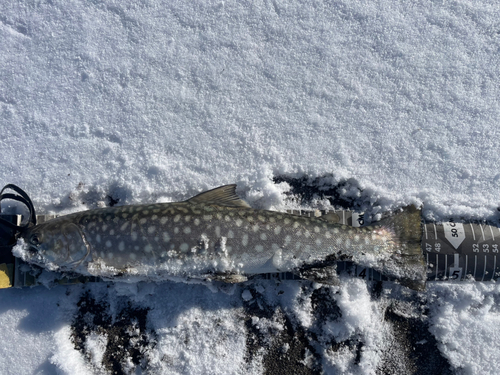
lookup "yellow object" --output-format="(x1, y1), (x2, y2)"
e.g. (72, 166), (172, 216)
(0, 263), (13, 288)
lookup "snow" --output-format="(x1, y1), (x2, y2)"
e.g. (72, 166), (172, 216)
(1, 0), (500, 374)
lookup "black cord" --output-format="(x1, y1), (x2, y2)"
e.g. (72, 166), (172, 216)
(0, 184), (37, 234)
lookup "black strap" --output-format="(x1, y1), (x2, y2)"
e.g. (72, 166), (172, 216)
(0, 184), (37, 233)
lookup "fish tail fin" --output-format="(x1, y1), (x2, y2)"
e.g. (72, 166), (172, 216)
(379, 205), (426, 290)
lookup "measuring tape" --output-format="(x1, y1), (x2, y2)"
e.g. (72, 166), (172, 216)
(423, 220), (500, 282)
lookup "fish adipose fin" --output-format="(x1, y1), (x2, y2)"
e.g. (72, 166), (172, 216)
(187, 185), (251, 208)
(380, 205), (426, 290)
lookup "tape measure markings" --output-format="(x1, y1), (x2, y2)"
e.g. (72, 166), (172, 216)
(464, 255), (468, 281)
(479, 224), (486, 241)
(473, 255), (477, 279)
(435, 254), (439, 279)
(469, 223), (476, 241)
(493, 256), (497, 282)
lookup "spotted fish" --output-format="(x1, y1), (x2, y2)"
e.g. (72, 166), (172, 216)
(17, 185), (426, 289)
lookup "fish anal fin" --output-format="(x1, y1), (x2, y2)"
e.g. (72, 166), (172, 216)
(208, 272), (248, 283)
(187, 185), (251, 208)
(294, 264), (340, 285)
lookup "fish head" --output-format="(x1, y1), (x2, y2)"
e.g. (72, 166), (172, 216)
(21, 221), (90, 271)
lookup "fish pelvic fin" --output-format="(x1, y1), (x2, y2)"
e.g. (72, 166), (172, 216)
(378, 205), (426, 290)
(186, 184), (251, 208)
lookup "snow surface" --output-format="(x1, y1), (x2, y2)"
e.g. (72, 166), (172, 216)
(1, 0), (500, 374)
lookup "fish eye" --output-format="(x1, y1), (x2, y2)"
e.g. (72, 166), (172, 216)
(29, 233), (42, 245)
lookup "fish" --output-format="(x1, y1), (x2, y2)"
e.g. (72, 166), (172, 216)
(16, 185), (426, 289)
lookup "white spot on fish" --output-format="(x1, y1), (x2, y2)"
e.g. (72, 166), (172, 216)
(345, 240), (351, 247)
(102, 224), (108, 231)
(96, 234), (101, 243)
(304, 230), (311, 238)
(284, 218), (291, 225)
(354, 235), (360, 242)
(325, 231), (332, 239)
(333, 228), (339, 234)
(118, 242), (125, 251)
(203, 215), (213, 221)
(260, 233), (267, 240)
(180, 243), (189, 252)
(258, 216), (266, 222)
(252, 225), (259, 232)
(174, 227), (179, 234)
(284, 235), (291, 245)
(131, 232), (138, 241)
(139, 218), (147, 225)
(130, 253), (137, 260)
(184, 227), (191, 234)
(247, 216), (254, 222)
(235, 218), (243, 227)
(148, 226), (156, 234)
(160, 217), (168, 224)
(274, 226), (282, 235)
(109, 229), (115, 236)
(185, 215), (191, 222)
(152, 215), (158, 220)
(295, 242), (302, 250)
(269, 217), (276, 223)
(255, 245), (264, 252)
(314, 226), (320, 233)
(174, 215), (181, 222)
(315, 239), (322, 246)
(293, 221), (300, 229)
(144, 244), (152, 253)
(215, 226), (221, 237)
(106, 240), (112, 248)
(163, 233), (170, 242)
(226, 246), (233, 253)
(242, 234), (249, 246)
(227, 230), (234, 238)
(225, 215), (231, 222)
(194, 218), (200, 226)
(107, 252), (114, 260)
(336, 238), (342, 245)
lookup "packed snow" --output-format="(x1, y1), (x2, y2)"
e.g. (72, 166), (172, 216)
(1, 0), (500, 374)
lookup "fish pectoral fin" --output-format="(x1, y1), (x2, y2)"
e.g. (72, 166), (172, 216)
(294, 264), (340, 286)
(186, 184), (251, 208)
(208, 272), (248, 283)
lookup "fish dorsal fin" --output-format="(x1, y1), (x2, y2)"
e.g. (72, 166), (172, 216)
(186, 185), (251, 208)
